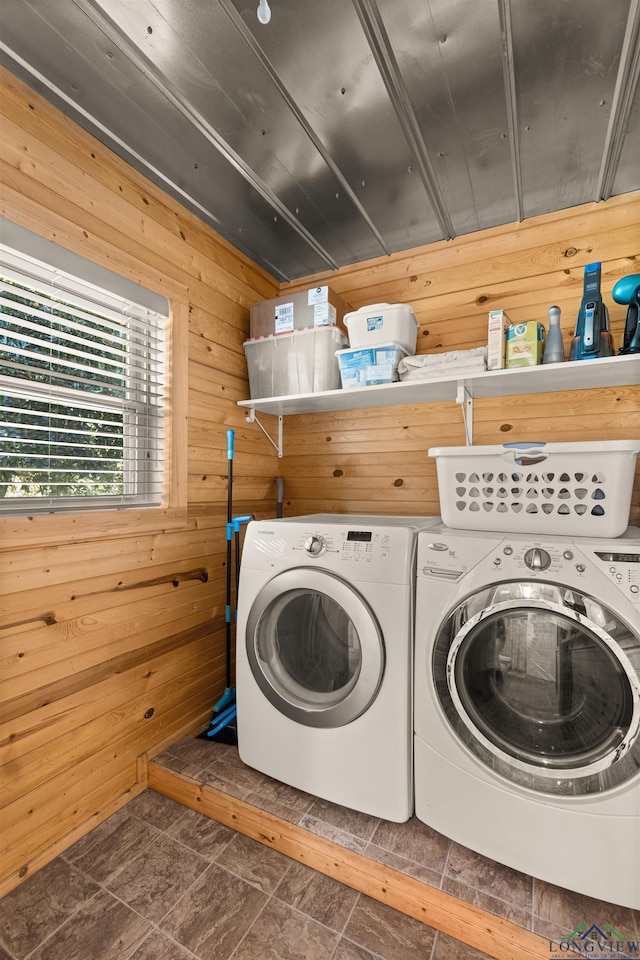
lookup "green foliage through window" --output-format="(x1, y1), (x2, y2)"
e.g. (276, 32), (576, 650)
(0, 249), (166, 514)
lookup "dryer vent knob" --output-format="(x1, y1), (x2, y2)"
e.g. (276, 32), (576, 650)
(524, 547), (551, 571)
(305, 534), (326, 557)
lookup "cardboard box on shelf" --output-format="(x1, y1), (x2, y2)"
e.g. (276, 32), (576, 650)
(506, 321), (546, 367)
(487, 309), (511, 370)
(250, 286), (351, 339)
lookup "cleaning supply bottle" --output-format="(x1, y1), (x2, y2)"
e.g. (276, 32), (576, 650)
(543, 305), (564, 363)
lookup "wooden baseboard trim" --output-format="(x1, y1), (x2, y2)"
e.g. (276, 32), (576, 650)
(149, 762), (549, 960)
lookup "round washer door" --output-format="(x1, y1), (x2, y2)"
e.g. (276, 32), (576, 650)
(246, 567), (385, 728)
(433, 581), (640, 795)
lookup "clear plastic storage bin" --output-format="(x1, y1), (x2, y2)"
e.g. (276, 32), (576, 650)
(243, 325), (347, 399)
(336, 342), (409, 388)
(429, 440), (640, 538)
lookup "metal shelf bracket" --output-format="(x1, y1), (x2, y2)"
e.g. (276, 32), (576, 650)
(245, 410), (284, 457)
(456, 383), (473, 445)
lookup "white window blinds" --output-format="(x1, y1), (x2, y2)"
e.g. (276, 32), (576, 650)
(0, 246), (166, 514)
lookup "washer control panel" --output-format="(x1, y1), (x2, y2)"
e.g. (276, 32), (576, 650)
(496, 543), (640, 601)
(419, 533), (640, 603)
(593, 549), (640, 598)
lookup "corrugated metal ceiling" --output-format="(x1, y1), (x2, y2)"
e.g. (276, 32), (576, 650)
(1, 0), (639, 281)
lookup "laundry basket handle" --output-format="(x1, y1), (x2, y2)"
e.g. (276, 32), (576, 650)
(502, 441), (548, 466)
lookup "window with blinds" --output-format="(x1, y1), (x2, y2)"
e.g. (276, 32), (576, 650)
(0, 246), (166, 514)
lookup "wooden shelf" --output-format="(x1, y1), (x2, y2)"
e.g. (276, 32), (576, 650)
(238, 354), (639, 417)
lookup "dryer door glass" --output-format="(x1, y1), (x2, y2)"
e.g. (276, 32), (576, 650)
(246, 568), (384, 728)
(434, 583), (640, 795)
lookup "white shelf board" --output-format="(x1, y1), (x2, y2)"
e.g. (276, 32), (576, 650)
(238, 354), (639, 417)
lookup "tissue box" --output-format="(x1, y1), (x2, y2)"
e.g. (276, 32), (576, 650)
(506, 322), (546, 367)
(487, 310), (511, 370)
(250, 286), (350, 339)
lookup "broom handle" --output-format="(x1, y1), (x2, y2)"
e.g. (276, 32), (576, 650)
(227, 430), (234, 524)
(225, 430), (234, 689)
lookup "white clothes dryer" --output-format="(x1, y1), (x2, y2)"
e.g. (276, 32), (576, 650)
(414, 524), (640, 909)
(236, 514), (439, 822)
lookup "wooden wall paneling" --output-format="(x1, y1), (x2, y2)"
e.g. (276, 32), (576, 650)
(278, 193), (640, 522)
(0, 64), (276, 891)
(2, 550), (219, 625)
(1, 599), (220, 706)
(1, 650), (216, 811)
(0, 625), (218, 735)
(188, 364), (249, 406)
(1, 560), (217, 645)
(414, 295), (630, 356)
(188, 329), (248, 380)
(408, 255), (635, 323)
(1, 634), (224, 776)
(189, 304), (249, 347)
(3, 524), (216, 587)
(0, 504), (190, 550)
(339, 222), (639, 312)
(280, 390), (639, 521)
(1, 629), (221, 885)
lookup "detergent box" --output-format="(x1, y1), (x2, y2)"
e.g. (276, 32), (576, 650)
(506, 321), (546, 367)
(487, 310), (511, 370)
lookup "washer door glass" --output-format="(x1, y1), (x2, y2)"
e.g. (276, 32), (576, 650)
(246, 567), (384, 728)
(433, 582), (640, 795)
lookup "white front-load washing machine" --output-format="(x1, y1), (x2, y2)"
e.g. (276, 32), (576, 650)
(236, 514), (439, 822)
(414, 524), (640, 908)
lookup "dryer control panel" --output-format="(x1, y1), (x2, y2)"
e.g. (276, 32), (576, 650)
(288, 525), (416, 582)
(341, 529), (392, 563)
(295, 528), (393, 563)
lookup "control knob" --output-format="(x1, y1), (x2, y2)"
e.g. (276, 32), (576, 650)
(524, 547), (551, 571)
(305, 534), (326, 557)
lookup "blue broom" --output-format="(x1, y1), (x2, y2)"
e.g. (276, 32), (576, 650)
(201, 430), (238, 741)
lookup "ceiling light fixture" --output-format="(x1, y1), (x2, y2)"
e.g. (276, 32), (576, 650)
(257, 0), (271, 23)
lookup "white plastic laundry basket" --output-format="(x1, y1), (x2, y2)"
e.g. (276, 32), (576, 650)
(429, 440), (640, 538)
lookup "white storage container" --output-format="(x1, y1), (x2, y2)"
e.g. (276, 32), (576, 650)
(429, 440), (640, 538)
(336, 342), (409, 388)
(244, 325), (347, 399)
(344, 303), (418, 354)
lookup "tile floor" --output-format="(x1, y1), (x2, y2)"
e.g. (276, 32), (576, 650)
(1, 733), (638, 960)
